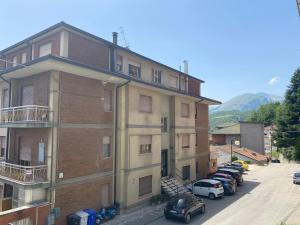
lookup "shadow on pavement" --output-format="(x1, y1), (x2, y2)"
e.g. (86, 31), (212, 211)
(163, 180), (261, 225)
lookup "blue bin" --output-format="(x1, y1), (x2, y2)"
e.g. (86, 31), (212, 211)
(84, 208), (97, 225)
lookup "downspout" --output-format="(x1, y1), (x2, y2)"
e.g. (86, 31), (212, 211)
(113, 80), (130, 204)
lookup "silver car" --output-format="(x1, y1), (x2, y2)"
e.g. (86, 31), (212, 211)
(293, 172), (300, 184)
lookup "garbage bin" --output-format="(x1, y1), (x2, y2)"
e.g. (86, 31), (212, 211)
(84, 208), (97, 225)
(67, 213), (81, 225)
(76, 210), (89, 225)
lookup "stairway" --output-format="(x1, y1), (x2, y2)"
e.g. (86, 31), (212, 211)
(161, 176), (191, 197)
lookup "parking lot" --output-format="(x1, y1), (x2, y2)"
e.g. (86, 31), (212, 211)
(149, 163), (300, 225)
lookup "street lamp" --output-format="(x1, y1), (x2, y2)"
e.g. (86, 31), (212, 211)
(231, 139), (240, 163)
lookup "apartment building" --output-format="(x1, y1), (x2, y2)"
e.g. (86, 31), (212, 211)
(0, 22), (220, 224)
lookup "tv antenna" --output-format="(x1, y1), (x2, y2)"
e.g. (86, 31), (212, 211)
(119, 26), (130, 49)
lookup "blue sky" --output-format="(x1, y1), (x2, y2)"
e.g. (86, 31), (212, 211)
(0, 0), (299, 102)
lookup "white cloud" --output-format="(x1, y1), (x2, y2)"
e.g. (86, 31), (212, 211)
(268, 76), (280, 86)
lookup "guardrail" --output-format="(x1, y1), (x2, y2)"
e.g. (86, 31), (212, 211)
(0, 162), (47, 184)
(0, 105), (49, 123)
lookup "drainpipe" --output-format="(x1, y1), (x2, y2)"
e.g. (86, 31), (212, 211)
(113, 80), (130, 205)
(0, 73), (11, 162)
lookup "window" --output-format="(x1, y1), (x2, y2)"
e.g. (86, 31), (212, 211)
(21, 53), (27, 64)
(12, 56), (17, 67)
(139, 135), (152, 154)
(0, 137), (5, 158)
(152, 69), (162, 84)
(169, 75), (178, 89)
(161, 117), (168, 132)
(104, 89), (112, 112)
(19, 137), (32, 166)
(181, 103), (190, 117)
(180, 76), (187, 91)
(21, 85), (34, 105)
(38, 142), (45, 164)
(139, 175), (152, 196)
(116, 55), (123, 72)
(129, 64), (141, 78)
(103, 136), (111, 158)
(39, 42), (52, 57)
(182, 165), (190, 180)
(182, 134), (190, 149)
(139, 95), (152, 113)
(2, 89), (9, 108)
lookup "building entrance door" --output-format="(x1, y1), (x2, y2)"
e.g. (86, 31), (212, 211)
(161, 149), (168, 177)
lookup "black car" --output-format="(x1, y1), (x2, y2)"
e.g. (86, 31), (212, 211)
(164, 193), (205, 224)
(271, 159), (281, 163)
(218, 164), (244, 173)
(217, 168), (244, 186)
(211, 177), (236, 195)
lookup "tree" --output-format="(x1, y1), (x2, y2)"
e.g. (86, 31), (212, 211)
(247, 102), (280, 126)
(275, 68), (300, 160)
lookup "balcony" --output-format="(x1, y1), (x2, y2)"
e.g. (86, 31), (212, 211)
(0, 162), (48, 185)
(0, 105), (52, 128)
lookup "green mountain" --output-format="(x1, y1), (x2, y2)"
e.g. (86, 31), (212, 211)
(209, 93), (283, 131)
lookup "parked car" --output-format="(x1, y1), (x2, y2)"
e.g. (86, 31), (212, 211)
(293, 172), (300, 184)
(164, 193), (205, 224)
(217, 168), (244, 186)
(219, 164), (244, 173)
(188, 179), (224, 200)
(233, 160), (249, 171)
(208, 172), (236, 185)
(211, 177), (236, 195)
(271, 159), (281, 163)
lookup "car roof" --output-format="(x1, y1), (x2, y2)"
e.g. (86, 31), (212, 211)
(197, 179), (220, 184)
(218, 168), (239, 173)
(212, 177), (230, 182)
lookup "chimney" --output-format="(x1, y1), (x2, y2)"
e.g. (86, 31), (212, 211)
(112, 32), (118, 45)
(183, 60), (188, 74)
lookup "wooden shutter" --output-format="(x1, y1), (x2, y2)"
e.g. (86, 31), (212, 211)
(139, 95), (152, 113)
(21, 85), (34, 106)
(19, 137), (32, 161)
(139, 175), (152, 196)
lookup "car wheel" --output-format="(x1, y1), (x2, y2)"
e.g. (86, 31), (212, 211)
(164, 214), (170, 220)
(185, 213), (191, 224)
(200, 205), (206, 214)
(209, 193), (215, 200)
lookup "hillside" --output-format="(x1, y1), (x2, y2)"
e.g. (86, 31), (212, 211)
(209, 93), (283, 131)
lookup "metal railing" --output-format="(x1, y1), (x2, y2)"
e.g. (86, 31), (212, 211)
(0, 105), (49, 123)
(0, 162), (47, 184)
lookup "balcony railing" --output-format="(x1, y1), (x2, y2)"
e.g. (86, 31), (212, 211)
(0, 162), (47, 184)
(0, 105), (49, 123)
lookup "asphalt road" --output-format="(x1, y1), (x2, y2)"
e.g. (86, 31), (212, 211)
(148, 163), (300, 225)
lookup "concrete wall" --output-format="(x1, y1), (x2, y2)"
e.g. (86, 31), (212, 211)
(240, 122), (265, 155)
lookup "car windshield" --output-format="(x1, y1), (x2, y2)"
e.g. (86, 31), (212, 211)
(294, 173), (300, 177)
(168, 198), (186, 208)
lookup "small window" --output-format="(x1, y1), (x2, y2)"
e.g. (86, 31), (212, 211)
(182, 165), (190, 180)
(139, 95), (152, 113)
(21, 53), (27, 64)
(116, 55), (123, 72)
(21, 85), (34, 106)
(181, 103), (190, 117)
(129, 64), (141, 78)
(104, 89), (112, 112)
(139, 135), (152, 154)
(152, 69), (162, 84)
(139, 175), (152, 196)
(161, 117), (168, 132)
(102, 136), (111, 158)
(2, 89), (9, 108)
(169, 75), (178, 89)
(12, 56), (17, 67)
(180, 76), (187, 91)
(182, 134), (190, 149)
(39, 42), (52, 57)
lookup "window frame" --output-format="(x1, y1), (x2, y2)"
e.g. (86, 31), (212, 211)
(152, 69), (162, 84)
(104, 89), (113, 112)
(139, 95), (152, 113)
(139, 175), (152, 197)
(116, 55), (123, 72)
(128, 64), (141, 78)
(182, 134), (190, 149)
(21, 52), (27, 64)
(181, 103), (190, 118)
(102, 136), (111, 158)
(139, 135), (152, 154)
(39, 42), (52, 57)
